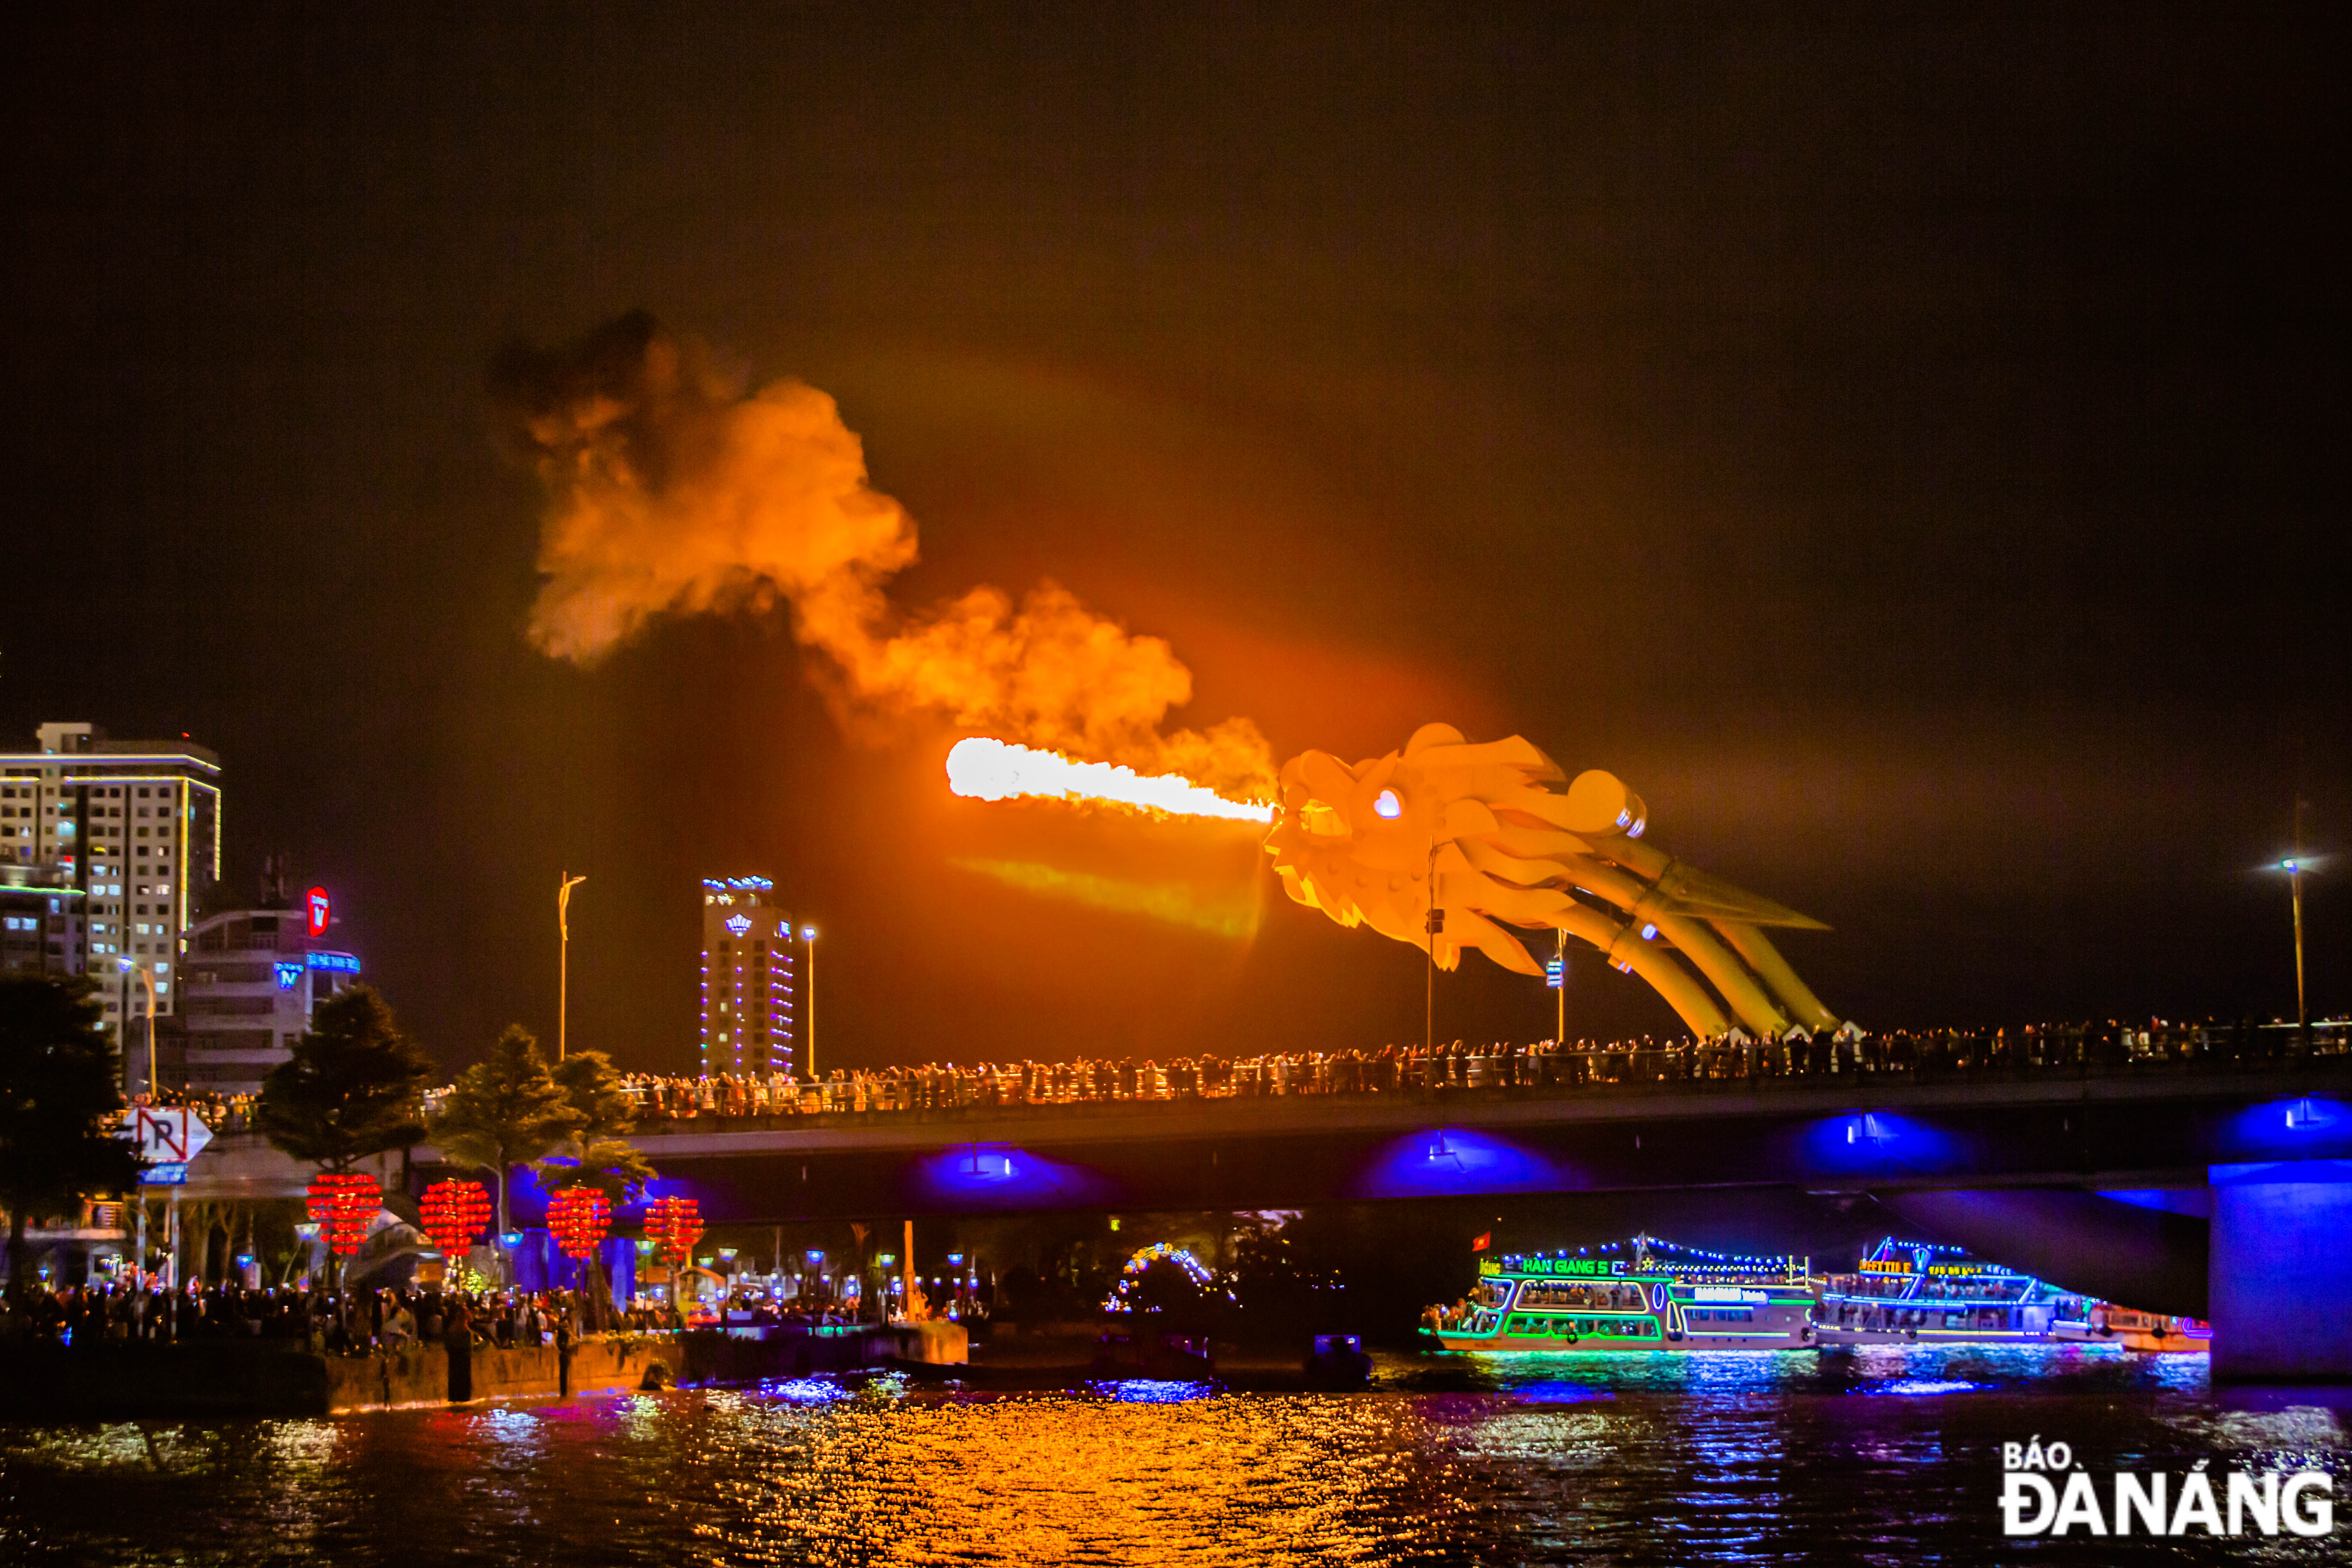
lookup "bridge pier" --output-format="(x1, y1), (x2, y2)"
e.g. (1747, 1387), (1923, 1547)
(1874, 1187), (2208, 1317)
(2209, 1160), (2352, 1384)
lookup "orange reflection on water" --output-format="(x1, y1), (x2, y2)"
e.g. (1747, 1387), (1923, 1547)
(681, 1387), (1426, 1563)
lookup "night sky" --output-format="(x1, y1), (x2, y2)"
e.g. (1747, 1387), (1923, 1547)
(4, 6), (2343, 1075)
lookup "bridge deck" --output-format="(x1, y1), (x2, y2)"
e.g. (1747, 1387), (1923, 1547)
(177, 1059), (2352, 1212)
(624, 1063), (2350, 1158)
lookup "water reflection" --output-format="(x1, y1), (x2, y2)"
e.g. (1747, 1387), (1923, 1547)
(1859, 1380), (1992, 1396)
(1094, 1379), (1216, 1404)
(754, 1377), (852, 1404)
(0, 1347), (2343, 1565)
(1509, 1381), (1614, 1405)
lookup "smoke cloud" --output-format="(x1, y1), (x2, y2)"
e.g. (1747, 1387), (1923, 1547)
(493, 313), (1273, 797)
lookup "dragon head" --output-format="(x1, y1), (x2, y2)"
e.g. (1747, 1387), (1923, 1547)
(1264, 723), (1838, 1040)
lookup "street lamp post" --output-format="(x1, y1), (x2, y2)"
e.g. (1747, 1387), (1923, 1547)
(800, 925), (818, 1084)
(118, 959), (155, 1290)
(2279, 797), (2313, 1050)
(2286, 851), (2309, 1042)
(118, 957), (177, 1301)
(1555, 928), (1567, 1046)
(1423, 840), (1442, 1060)
(118, 957), (157, 1102)
(2264, 799), (2327, 1052)
(1424, 906), (1443, 1058)
(557, 870), (587, 1060)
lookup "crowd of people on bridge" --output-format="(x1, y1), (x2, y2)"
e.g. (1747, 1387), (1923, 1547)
(148, 1017), (2335, 1140)
(603, 1017), (2331, 1125)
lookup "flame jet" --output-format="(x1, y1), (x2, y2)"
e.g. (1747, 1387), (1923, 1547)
(1263, 723), (1841, 1040)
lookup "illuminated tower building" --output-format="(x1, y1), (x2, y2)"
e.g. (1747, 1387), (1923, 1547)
(0, 723), (223, 1071)
(700, 876), (796, 1078)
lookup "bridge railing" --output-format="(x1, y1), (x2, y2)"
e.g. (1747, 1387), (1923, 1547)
(156, 1025), (2343, 1133)
(157, 1023), (2346, 1136)
(599, 1019), (2349, 1125)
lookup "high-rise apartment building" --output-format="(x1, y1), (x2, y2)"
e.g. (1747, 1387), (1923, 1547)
(0, 723), (223, 1081)
(700, 876), (796, 1077)
(167, 904), (364, 1096)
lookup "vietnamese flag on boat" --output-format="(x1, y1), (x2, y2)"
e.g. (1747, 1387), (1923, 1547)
(1471, 1232), (1491, 1252)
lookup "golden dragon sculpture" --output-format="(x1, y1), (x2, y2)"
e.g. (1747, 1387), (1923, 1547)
(1263, 723), (1842, 1040)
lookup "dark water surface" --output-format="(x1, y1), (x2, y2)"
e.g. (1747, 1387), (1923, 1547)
(2, 1346), (2343, 1565)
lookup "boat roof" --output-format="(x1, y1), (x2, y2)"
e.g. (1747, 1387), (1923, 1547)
(1488, 1234), (1807, 1280)
(1849, 1236), (2028, 1275)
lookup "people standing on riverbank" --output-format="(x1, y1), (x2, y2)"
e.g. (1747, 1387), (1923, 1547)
(0, 1278), (660, 1357)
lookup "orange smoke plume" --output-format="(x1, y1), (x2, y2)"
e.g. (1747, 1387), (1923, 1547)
(495, 313), (1274, 798)
(946, 738), (1273, 823)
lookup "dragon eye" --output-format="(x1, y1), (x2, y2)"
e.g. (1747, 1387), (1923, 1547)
(1372, 789), (1403, 820)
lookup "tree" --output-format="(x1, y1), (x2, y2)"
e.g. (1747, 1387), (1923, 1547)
(245, 1197), (311, 1286)
(543, 1050), (657, 1203)
(181, 1198), (227, 1289)
(551, 1050), (636, 1145)
(0, 975), (142, 1290)
(257, 986), (436, 1172)
(540, 1050), (654, 1330)
(428, 1026), (583, 1246)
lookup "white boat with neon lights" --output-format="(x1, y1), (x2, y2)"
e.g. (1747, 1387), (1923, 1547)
(1427, 1235), (1817, 1352)
(1815, 1237), (2097, 1346)
(2091, 1303), (2211, 1353)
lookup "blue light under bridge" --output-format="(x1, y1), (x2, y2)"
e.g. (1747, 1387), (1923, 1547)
(909, 1145), (1114, 1210)
(1352, 1127), (1566, 1199)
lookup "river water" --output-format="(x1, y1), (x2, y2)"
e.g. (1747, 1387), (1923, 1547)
(1, 1345), (2342, 1565)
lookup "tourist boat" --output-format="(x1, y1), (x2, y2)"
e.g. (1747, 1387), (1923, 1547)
(2089, 1304), (2211, 1353)
(1428, 1235), (1818, 1352)
(1815, 1238), (2095, 1346)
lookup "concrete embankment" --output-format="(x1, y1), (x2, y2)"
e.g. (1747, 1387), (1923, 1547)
(0, 1323), (968, 1418)
(0, 1334), (683, 1418)
(680, 1320), (967, 1383)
